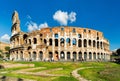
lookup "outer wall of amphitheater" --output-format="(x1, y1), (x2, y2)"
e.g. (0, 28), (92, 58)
(10, 11), (111, 61)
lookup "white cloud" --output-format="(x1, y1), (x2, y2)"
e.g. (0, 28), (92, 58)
(39, 22), (48, 29)
(53, 10), (68, 25)
(26, 21), (38, 32)
(69, 12), (76, 23)
(53, 10), (76, 26)
(26, 21), (49, 32)
(0, 34), (10, 43)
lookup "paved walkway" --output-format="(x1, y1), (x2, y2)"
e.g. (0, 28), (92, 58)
(72, 67), (93, 81)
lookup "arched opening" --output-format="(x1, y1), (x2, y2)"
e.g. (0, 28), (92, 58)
(72, 38), (76, 46)
(55, 51), (59, 60)
(60, 38), (64, 47)
(84, 52), (87, 61)
(28, 46), (32, 50)
(84, 39), (87, 47)
(33, 51), (36, 60)
(29, 39), (31, 44)
(93, 52), (96, 60)
(78, 52), (82, 60)
(28, 52), (31, 60)
(93, 40), (96, 47)
(49, 52), (53, 60)
(89, 52), (92, 60)
(55, 39), (58, 46)
(67, 52), (70, 60)
(66, 38), (70, 46)
(101, 53), (103, 60)
(73, 51), (77, 59)
(39, 51), (43, 60)
(44, 39), (47, 45)
(23, 34), (28, 44)
(98, 53), (100, 59)
(20, 51), (23, 60)
(60, 51), (65, 59)
(78, 34), (82, 38)
(88, 40), (91, 46)
(33, 38), (37, 44)
(78, 39), (82, 47)
(100, 42), (102, 49)
(97, 41), (99, 48)
(49, 39), (52, 45)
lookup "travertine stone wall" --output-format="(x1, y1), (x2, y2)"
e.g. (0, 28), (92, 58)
(10, 11), (111, 61)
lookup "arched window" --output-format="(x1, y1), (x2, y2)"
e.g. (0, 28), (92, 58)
(97, 41), (99, 48)
(84, 52), (87, 60)
(33, 51), (36, 60)
(78, 52), (82, 60)
(60, 38), (64, 46)
(23, 34), (28, 44)
(93, 40), (96, 47)
(29, 39), (31, 44)
(60, 51), (65, 59)
(28, 46), (32, 50)
(78, 34), (82, 38)
(66, 38), (70, 45)
(72, 38), (76, 45)
(33, 38), (37, 44)
(20, 51), (23, 60)
(89, 52), (92, 60)
(93, 52), (96, 60)
(73, 52), (77, 59)
(88, 40), (91, 46)
(78, 39), (82, 47)
(67, 52), (70, 60)
(39, 51), (43, 60)
(84, 39), (87, 47)
(55, 39), (58, 46)
(44, 39), (47, 44)
(49, 52), (53, 59)
(49, 39), (52, 45)
(100, 42), (102, 49)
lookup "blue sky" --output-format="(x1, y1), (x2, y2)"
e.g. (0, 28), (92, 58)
(0, 0), (120, 50)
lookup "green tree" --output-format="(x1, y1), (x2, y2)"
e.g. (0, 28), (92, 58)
(5, 46), (10, 51)
(116, 48), (120, 56)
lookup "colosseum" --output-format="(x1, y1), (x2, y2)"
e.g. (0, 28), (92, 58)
(10, 11), (111, 61)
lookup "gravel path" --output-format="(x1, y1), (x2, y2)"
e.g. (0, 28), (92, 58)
(72, 67), (93, 81)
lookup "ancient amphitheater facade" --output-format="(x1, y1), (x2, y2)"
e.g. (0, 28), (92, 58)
(10, 11), (111, 61)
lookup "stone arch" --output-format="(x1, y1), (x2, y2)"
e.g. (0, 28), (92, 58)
(33, 51), (36, 60)
(84, 52), (87, 60)
(67, 52), (70, 60)
(72, 38), (76, 46)
(73, 51), (77, 59)
(27, 46), (32, 50)
(39, 51), (43, 60)
(89, 52), (92, 60)
(93, 52), (96, 60)
(20, 51), (23, 60)
(97, 41), (99, 48)
(55, 51), (59, 60)
(33, 38), (37, 44)
(88, 40), (91, 46)
(49, 38), (52, 45)
(100, 42), (102, 49)
(23, 34), (28, 43)
(93, 40), (96, 47)
(60, 51), (65, 59)
(44, 39), (47, 45)
(78, 51), (82, 60)
(49, 52), (53, 60)
(60, 38), (65, 47)
(66, 38), (70, 46)
(78, 39), (82, 47)
(55, 39), (58, 46)
(84, 39), (87, 47)
(29, 39), (31, 44)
